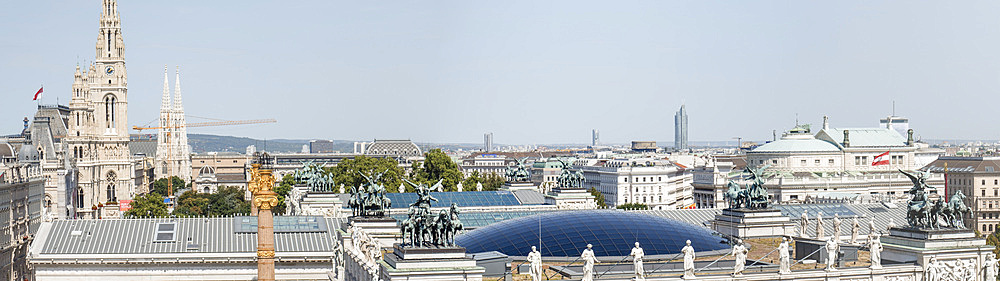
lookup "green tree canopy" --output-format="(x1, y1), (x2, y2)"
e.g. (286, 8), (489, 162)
(462, 171), (504, 191)
(151, 176), (188, 197)
(328, 155), (405, 192)
(410, 149), (463, 191)
(616, 203), (649, 210)
(124, 193), (169, 218)
(172, 186), (251, 217)
(589, 188), (607, 208)
(272, 174), (294, 214)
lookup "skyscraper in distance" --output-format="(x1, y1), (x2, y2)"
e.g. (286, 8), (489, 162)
(592, 129), (599, 146)
(484, 132), (494, 152)
(674, 105), (688, 151)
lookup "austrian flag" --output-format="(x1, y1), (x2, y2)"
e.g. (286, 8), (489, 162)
(872, 151), (890, 166)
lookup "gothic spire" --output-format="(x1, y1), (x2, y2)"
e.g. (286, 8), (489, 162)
(174, 66), (184, 113)
(97, 0), (123, 59)
(161, 65), (171, 111)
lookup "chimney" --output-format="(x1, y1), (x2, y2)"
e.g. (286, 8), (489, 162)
(843, 130), (850, 147)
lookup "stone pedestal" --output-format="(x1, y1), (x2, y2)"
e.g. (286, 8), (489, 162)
(348, 217), (401, 248)
(501, 182), (536, 192)
(713, 208), (795, 238)
(881, 227), (992, 267)
(380, 245), (485, 281)
(544, 188), (597, 209)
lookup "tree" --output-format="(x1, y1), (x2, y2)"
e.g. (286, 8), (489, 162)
(988, 230), (1000, 258)
(272, 174), (294, 215)
(209, 186), (251, 216)
(480, 172), (505, 191)
(151, 176), (188, 197)
(616, 203), (649, 210)
(171, 186), (251, 217)
(589, 188), (607, 208)
(410, 149), (464, 191)
(328, 155), (406, 192)
(173, 191), (210, 217)
(124, 193), (169, 218)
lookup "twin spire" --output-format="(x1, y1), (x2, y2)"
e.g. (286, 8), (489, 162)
(161, 65), (184, 112)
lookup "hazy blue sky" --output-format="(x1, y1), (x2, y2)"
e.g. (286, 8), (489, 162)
(3, 1), (1000, 145)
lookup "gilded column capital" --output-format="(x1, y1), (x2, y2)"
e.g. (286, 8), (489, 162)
(257, 250), (275, 258)
(254, 192), (279, 210)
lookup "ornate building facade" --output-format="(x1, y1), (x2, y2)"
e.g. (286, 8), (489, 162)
(155, 66), (192, 183)
(66, 0), (136, 215)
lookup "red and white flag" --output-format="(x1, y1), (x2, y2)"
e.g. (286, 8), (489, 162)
(32, 87), (43, 101)
(872, 151), (890, 166)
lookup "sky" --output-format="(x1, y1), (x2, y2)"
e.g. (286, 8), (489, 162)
(2, 1), (1000, 145)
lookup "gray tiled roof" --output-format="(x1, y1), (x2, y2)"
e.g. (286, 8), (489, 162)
(35, 216), (341, 255)
(128, 140), (157, 156)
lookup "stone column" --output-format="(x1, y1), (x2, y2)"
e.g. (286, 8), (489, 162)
(251, 164), (278, 281)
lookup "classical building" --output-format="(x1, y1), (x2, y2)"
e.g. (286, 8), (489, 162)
(65, 0), (136, 217)
(582, 158), (694, 209)
(190, 152), (249, 193)
(695, 117), (942, 208)
(459, 154), (512, 177)
(154, 66), (192, 183)
(675, 104), (688, 151)
(0, 142), (47, 281)
(923, 157), (1000, 235)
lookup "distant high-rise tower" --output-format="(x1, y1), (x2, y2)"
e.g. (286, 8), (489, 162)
(674, 105), (688, 150)
(592, 129), (600, 146)
(155, 66), (192, 182)
(484, 132), (494, 152)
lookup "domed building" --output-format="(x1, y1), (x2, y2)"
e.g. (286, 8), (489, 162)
(455, 210), (730, 257)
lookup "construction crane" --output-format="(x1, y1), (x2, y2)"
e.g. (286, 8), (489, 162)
(132, 118), (277, 202)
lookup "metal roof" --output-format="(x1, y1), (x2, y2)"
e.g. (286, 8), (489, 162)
(750, 137), (841, 153)
(816, 128), (907, 147)
(511, 190), (546, 205)
(34, 216), (341, 255)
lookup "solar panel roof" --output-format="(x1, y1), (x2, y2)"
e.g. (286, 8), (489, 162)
(342, 191), (525, 209)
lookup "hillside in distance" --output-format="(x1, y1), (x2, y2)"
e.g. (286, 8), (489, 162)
(186, 134), (355, 154)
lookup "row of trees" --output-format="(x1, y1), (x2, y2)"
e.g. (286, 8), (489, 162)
(125, 176), (252, 218)
(307, 149), (504, 193)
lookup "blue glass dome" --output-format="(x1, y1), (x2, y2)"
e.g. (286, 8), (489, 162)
(455, 210), (730, 257)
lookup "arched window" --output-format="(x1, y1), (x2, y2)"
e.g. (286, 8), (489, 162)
(77, 188), (85, 208)
(104, 95), (116, 129)
(106, 172), (117, 202)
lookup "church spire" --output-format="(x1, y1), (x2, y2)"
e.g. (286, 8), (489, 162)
(161, 65), (171, 110)
(174, 66), (184, 113)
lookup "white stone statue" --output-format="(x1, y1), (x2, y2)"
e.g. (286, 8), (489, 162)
(476, 182), (483, 191)
(339, 184), (346, 194)
(825, 237), (838, 271)
(800, 210), (809, 237)
(833, 214), (842, 243)
(581, 244), (597, 281)
(925, 257), (941, 281)
(868, 232), (882, 269)
(887, 218), (896, 230)
(732, 239), (748, 276)
(398, 183), (405, 193)
(457, 182), (464, 192)
(816, 212), (825, 239)
(850, 217), (860, 244)
(869, 216), (876, 236)
(985, 253), (998, 281)
(779, 237), (791, 274)
(681, 240), (696, 279)
(630, 242), (645, 280)
(527, 246), (542, 281)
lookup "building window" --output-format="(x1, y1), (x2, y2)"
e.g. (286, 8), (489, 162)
(801, 160), (807, 166)
(828, 159), (834, 165)
(106, 172), (117, 202)
(814, 159), (820, 165)
(77, 189), (85, 208)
